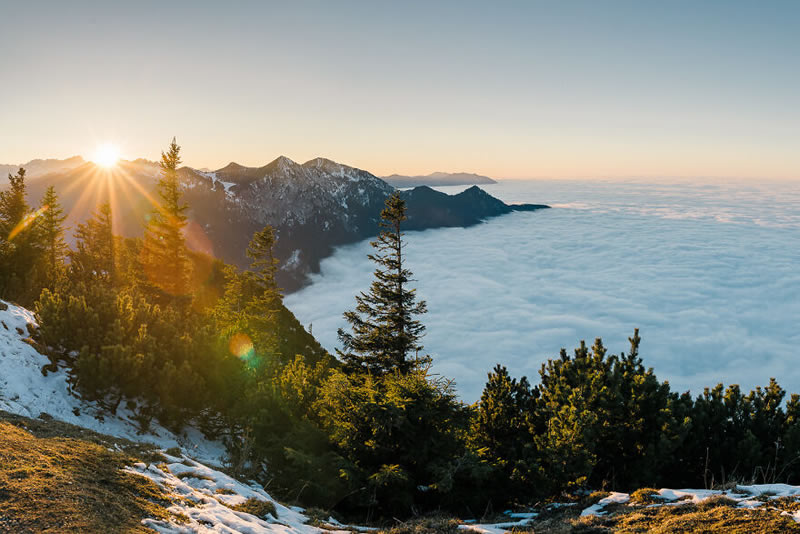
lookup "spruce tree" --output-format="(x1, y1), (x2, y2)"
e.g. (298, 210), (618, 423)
(0, 168), (40, 300)
(246, 225), (280, 306)
(0, 168), (29, 233)
(337, 192), (428, 375)
(243, 225), (282, 369)
(37, 185), (68, 289)
(141, 137), (190, 300)
(69, 203), (115, 285)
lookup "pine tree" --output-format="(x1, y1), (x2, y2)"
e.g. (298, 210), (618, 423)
(246, 225), (281, 306)
(0, 168), (41, 300)
(472, 365), (540, 503)
(0, 168), (29, 226)
(37, 185), (68, 289)
(69, 203), (115, 285)
(337, 192), (428, 375)
(141, 137), (190, 300)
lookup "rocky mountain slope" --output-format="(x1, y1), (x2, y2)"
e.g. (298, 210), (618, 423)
(13, 156), (548, 292)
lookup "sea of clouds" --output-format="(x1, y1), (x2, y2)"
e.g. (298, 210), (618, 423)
(285, 178), (800, 402)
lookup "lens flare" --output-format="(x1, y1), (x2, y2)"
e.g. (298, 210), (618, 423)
(229, 332), (254, 359)
(8, 206), (49, 241)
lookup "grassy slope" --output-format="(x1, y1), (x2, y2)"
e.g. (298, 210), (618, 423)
(0, 411), (172, 533)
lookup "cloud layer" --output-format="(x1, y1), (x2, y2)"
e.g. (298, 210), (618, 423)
(285, 179), (800, 402)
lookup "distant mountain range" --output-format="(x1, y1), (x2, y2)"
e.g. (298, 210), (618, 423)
(383, 171), (496, 188)
(1, 156), (85, 179)
(5, 156), (547, 292)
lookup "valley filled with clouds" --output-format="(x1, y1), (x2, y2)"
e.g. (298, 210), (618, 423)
(286, 179), (800, 401)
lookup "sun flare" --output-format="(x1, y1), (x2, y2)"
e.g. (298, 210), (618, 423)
(92, 143), (121, 168)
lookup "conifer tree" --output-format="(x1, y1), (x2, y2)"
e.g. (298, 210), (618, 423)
(141, 137), (190, 300)
(37, 185), (68, 289)
(246, 225), (281, 307)
(0, 168), (40, 300)
(0, 168), (29, 234)
(69, 203), (115, 285)
(337, 192), (428, 375)
(242, 225), (283, 369)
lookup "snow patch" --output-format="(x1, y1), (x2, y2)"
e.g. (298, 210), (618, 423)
(580, 492), (630, 516)
(126, 453), (356, 534)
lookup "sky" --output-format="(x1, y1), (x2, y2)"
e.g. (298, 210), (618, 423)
(1, 0), (798, 179)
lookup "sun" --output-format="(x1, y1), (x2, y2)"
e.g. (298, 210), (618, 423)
(92, 143), (121, 168)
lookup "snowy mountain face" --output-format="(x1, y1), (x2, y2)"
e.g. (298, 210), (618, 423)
(177, 156), (551, 292)
(176, 156), (396, 291)
(201, 156), (394, 230)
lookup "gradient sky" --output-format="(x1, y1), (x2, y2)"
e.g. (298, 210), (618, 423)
(1, 0), (798, 179)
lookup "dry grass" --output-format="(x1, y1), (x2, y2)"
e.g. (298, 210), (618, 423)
(770, 496), (800, 512)
(629, 487), (660, 505)
(697, 494), (738, 510)
(584, 503), (800, 533)
(522, 497), (800, 534)
(0, 417), (173, 533)
(377, 516), (461, 534)
(230, 497), (278, 519)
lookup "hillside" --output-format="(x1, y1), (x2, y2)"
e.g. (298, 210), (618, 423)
(4, 411), (800, 534)
(4, 299), (800, 532)
(0, 300), (225, 465)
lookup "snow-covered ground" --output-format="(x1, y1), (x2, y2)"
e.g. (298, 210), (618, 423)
(0, 300), (226, 465)
(127, 452), (354, 534)
(579, 485), (800, 522)
(458, 512), (538, 534)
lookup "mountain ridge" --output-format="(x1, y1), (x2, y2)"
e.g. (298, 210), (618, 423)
(383, 171), (497, 187)
(4, 155), (548, 292)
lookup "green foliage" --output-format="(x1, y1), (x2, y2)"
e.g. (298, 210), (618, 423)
(140, 137), (190, 303)
(0, 168), (43, 303)
(69, 203), (116, 286)
(317, 368), (470, 516)
(36, 185), (68, 291)
(338, 192), (428, 375)
(471, 364), (539, 504)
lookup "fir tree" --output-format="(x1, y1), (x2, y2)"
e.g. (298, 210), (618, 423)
(141, 137), (190, 300)
(244, 225), (283, 367)
(337, 192), (428, 375)
(69, 203), (115, 285)
(37, 185), (68, 289)
(0, 168), (41, 301)
(246, 225), (281, 307)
